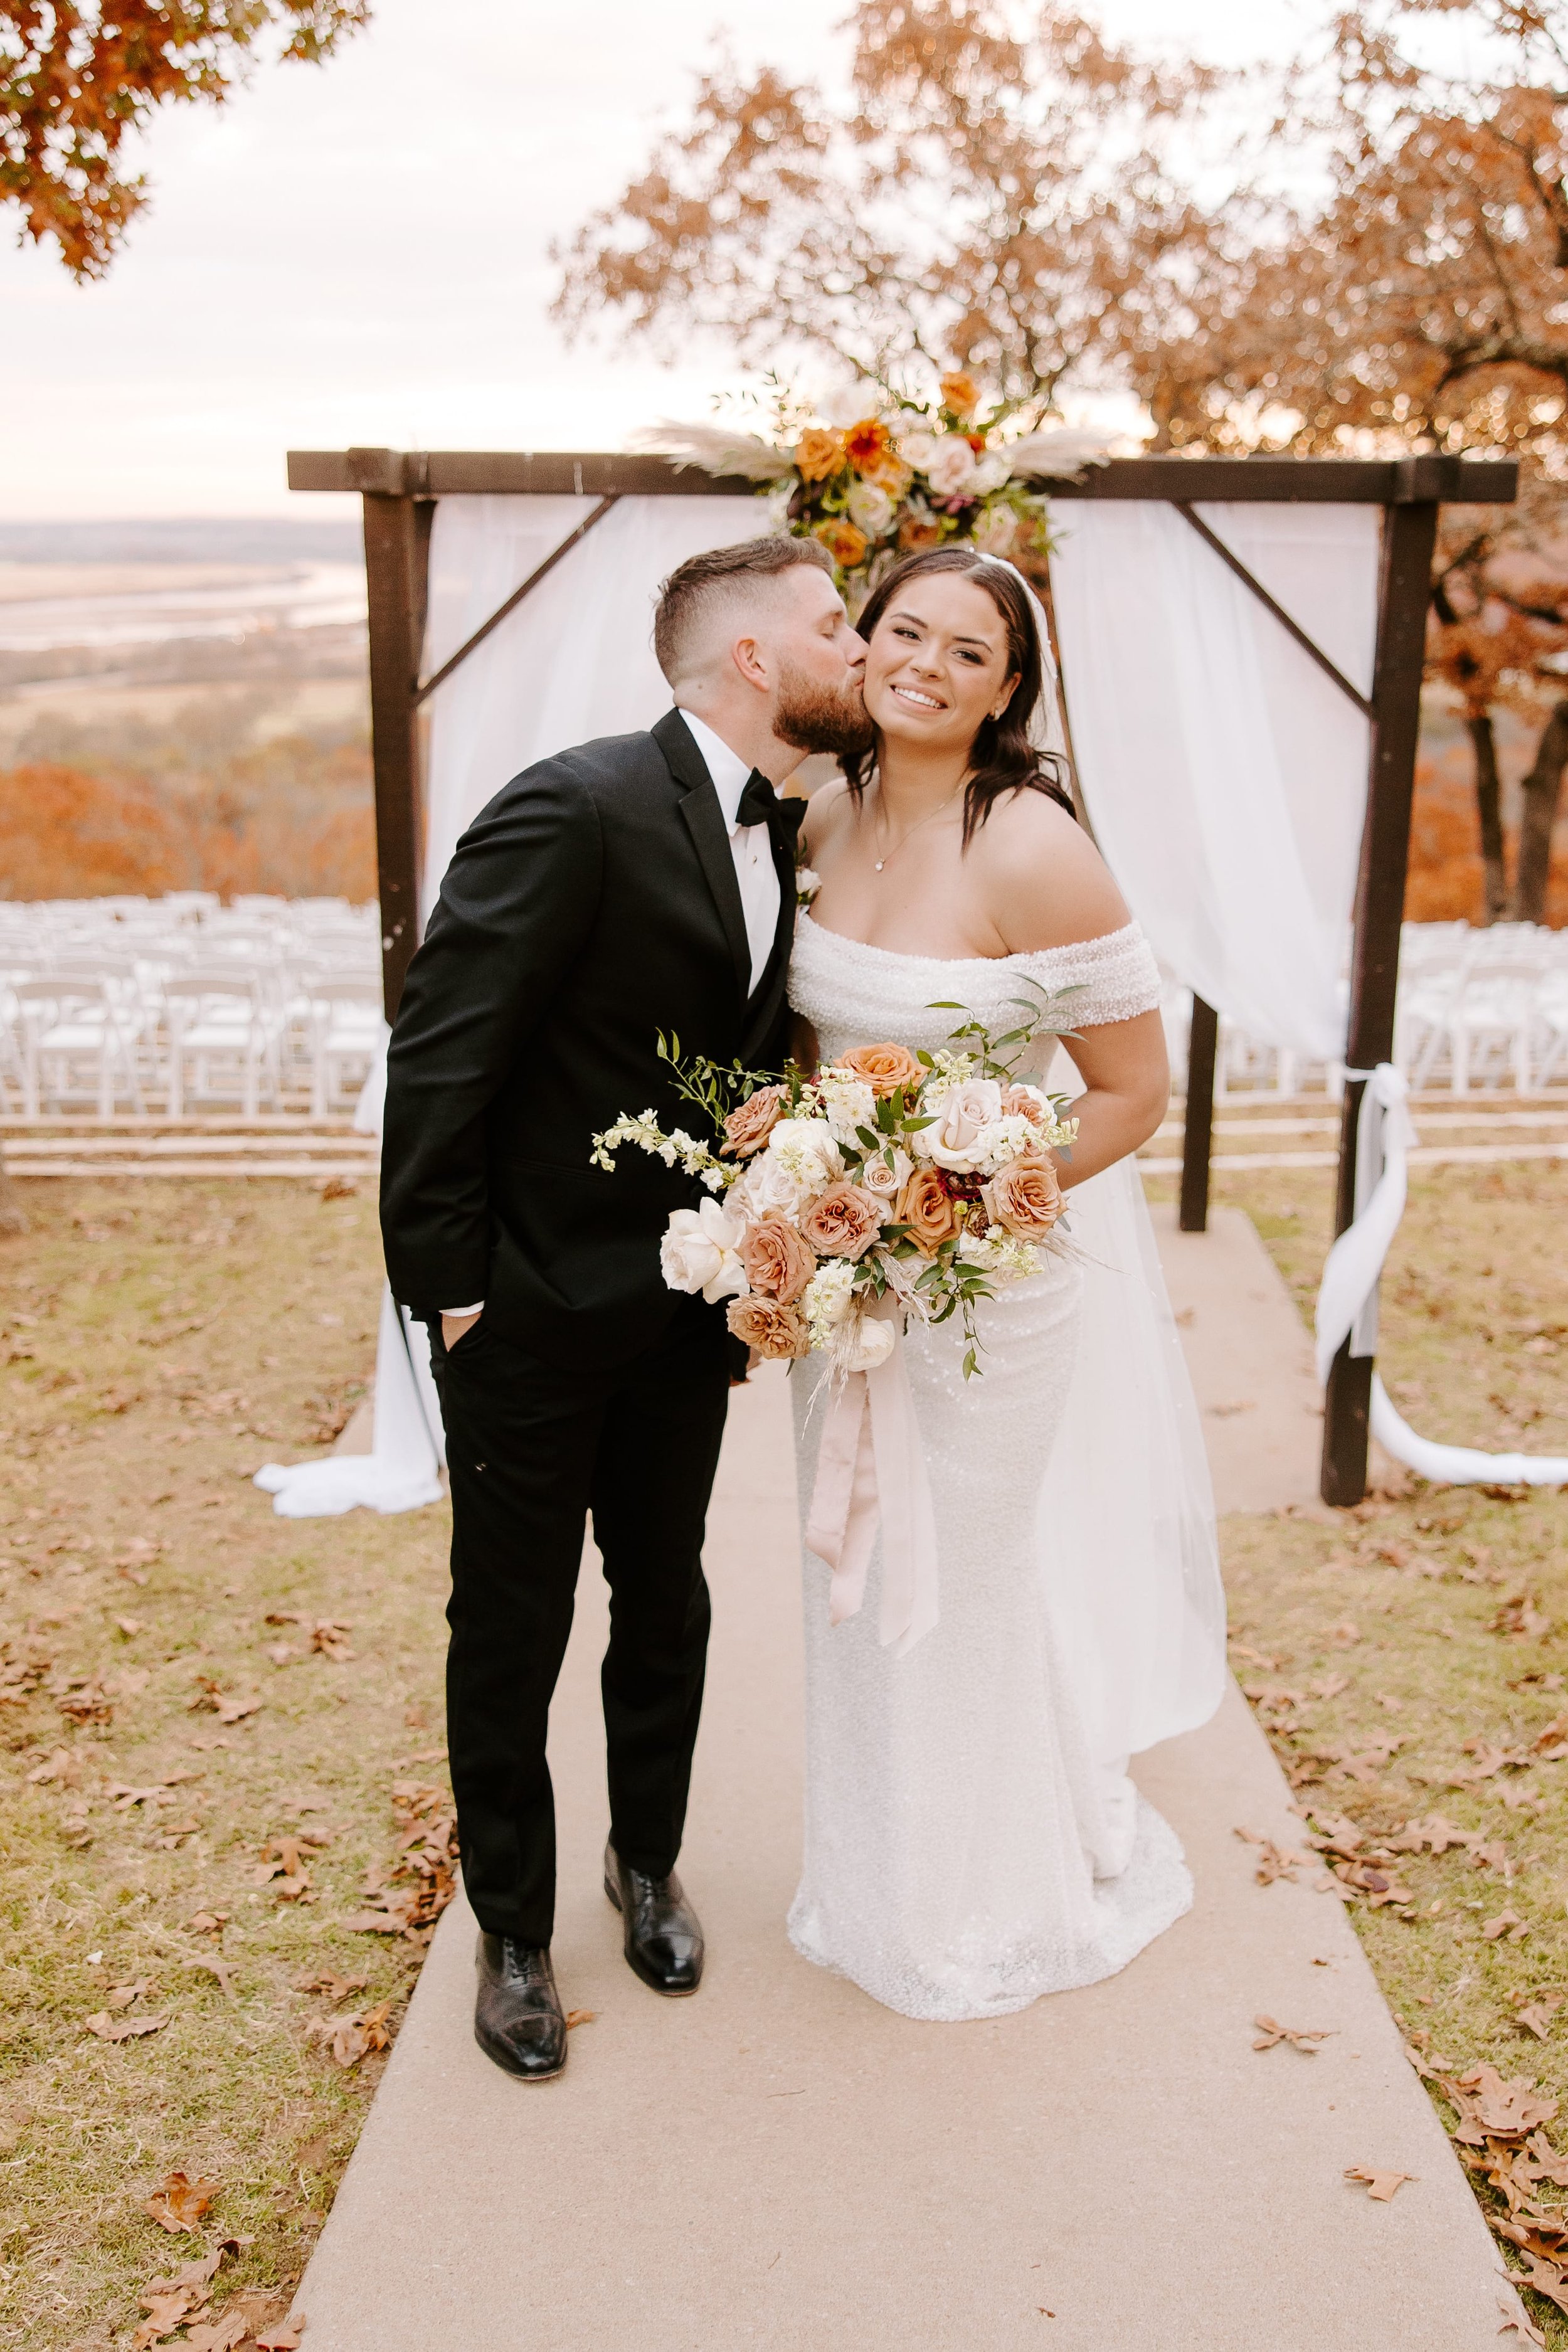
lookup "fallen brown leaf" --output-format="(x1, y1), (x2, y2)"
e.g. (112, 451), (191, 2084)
(564, 2008), (595, 2030)
(1484, 1909), (1530, 1943)
(1507, 2251), (1568, 2321)
(85, 2010), (169, 2043)
(183, 2311), (251, 2352)
(255, 2319), (307, 2351)
(142, 2170), (219, 2232)
(1343, 2165), (1415, 2201)
(1253, 2014), (1335, 2053)
(305, 2001), (394, 2070)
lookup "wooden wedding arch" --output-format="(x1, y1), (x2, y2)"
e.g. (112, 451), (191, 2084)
(289, 445), (1517, 1506)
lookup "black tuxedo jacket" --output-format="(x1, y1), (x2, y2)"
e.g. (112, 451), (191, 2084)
(380, 709), (797, 1367)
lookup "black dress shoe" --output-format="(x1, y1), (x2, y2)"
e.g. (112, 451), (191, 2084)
(603, 1839), (704, 1995)
(473, 1935), (567, 2080)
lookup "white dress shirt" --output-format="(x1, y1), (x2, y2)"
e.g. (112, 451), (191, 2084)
(675, 707), (782, 999)
(439, 708), (785, 1320)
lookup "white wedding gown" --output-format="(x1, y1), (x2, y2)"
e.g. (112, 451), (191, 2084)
(785, 913), (1227, 2022)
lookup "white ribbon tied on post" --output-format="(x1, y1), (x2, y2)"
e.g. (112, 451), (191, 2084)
(805, 1320), (941, 1658)
(1313, 1062), (1568, 1488)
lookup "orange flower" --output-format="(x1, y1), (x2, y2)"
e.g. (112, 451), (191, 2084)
(839, 1042), (923, 1101)
(894, 1167), (962, 1258)
(813, 518), (869, 569)
(861, 452), (913, 498)
(795, 427), (846, 484)
(897, 512), (945, 553)
(843, 416), (893, 473)
(939, 371), (981, 419)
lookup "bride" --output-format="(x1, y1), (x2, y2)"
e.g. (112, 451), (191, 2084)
(787, 545), (1227, 2023)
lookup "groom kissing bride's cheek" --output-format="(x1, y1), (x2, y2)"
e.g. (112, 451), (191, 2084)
(379, 536), (871, 2080)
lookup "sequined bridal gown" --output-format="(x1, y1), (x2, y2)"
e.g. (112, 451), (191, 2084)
(785, 913), (1227, 2022)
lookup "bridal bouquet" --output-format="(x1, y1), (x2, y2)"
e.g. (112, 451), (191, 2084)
(591, 1001), (1079, 1379)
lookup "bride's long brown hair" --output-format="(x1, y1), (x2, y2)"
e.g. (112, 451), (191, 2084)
(841, 546), (1076, 846)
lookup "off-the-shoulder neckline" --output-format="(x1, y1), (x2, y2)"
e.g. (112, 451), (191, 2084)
(797, 911), (1145, 972)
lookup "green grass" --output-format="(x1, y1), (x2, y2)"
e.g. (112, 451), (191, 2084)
(0, 1182), (450, 2351)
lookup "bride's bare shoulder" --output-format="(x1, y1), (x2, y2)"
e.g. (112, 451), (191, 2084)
(970, 785), (1131, 954)
(801, 775), (854, 854)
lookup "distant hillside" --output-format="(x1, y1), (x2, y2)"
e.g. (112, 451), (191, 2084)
(0, 519), (360, 565)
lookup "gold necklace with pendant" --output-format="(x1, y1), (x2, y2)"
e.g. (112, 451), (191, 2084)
(872, 782), (966, 872)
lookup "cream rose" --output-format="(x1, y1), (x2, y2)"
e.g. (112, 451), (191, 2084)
(846, 480), (896, 538)
(738, 1215), (817, 1304)
(800, 1182), (886, 1261)
(982, 1147), (1064, 1241)
(722, 1083), (787, 1159)
(838, 1041), (923, 1100)
(726, 1295), (810, 1359)
(660, 1199), (748, 1301)
(894, 1167), (962, 1258)
(923, 436), (978, 497)
(857, 1147), (912, 1207)
(924, 1077), (1004, 1171)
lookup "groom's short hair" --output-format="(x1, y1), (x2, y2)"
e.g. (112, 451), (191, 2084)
(654, 536), (835, 689)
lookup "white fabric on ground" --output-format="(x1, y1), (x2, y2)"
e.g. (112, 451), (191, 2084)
(785, 915), (1226, 2020)
(1047, 499), (1379, 1060)
(255, 1027), (447, 1517)
(1315, 1062), (1568, 1488)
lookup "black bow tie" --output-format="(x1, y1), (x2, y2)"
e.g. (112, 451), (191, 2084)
(736, 770), (806, 839)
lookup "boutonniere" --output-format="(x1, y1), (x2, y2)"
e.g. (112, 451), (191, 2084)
(795, 865), (821, 911)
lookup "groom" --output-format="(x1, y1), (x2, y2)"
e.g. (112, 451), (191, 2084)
(380, 535), (869, 2080)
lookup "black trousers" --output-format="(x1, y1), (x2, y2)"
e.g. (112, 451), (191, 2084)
(430, 1296), (730, 1946)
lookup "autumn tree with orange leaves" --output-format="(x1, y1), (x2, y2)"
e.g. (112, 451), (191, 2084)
(1, 1), (368, 277)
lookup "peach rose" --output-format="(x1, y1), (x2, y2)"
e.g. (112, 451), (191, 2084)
(813, 517), (869, 569)
(723, 1084), (787, 1159)
(939, 371), (981, 419)
(726, 1295), (810, 1359)
(795, 427), (846, 483)
(839, 1041), (923, 1101)
(1001, 1083), (1047, 1128)
(798, 1182), (886, 1261)
(894, 1167), (962, 1257)
(982, 1147), (1064, 1241)
(738, 1215), (817, 1304)
(898, 512), (945, 553)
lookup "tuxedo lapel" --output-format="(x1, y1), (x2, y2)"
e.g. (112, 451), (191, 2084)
(652, 709), (750, 1004)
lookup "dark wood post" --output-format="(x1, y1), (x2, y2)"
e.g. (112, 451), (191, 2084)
(1180, 996), (1219, 1232)
(356, 450), (432, 1022)
(1320, 473), (1441, 1505)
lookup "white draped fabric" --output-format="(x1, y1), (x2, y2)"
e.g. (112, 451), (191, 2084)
(421, 493), (763, 914)
(1047, 500), (1380, 1061)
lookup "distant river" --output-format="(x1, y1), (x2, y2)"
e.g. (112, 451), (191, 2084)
(0, 561), (368, 653)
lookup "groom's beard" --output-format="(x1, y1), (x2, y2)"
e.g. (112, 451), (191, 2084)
(772, 658), (874, 758)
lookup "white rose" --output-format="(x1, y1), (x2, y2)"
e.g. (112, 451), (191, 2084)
(818, 1068), (878, 1148)
(733, 1153), (808, 1224)
(925, 1078), (1004, 1171)
(795, 866), (822, 904)
(846, 481), (896, 538)
(835, 1310), (897, 1374)
(660, 1198), (748, 1302)
(970, 452), (1013, 494)
(923, 437), (978, 498)
(766, 1117), (845, 1192)
(898, 430), (940, 472)
(856, 1146), (912, 1205)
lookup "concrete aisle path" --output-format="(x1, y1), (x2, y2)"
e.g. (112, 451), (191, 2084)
(295, 1313), (1517, 2349)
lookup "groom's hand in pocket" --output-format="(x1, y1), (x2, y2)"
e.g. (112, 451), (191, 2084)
(442, 1309), (483, 1352)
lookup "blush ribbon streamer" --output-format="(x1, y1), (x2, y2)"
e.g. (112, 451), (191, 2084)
(804, 1320), (940, 1658)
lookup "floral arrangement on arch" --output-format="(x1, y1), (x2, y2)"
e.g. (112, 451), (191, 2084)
(590, 988), (1081, 1380)
(640, 375), (1114, 607)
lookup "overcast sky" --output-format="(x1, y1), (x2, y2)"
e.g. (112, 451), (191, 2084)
(3, 0), (1318, 520)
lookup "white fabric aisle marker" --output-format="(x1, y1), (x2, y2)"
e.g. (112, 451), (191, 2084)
(1313, 1063), (1568, 1488)
(253, 1027), (447, 1518)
